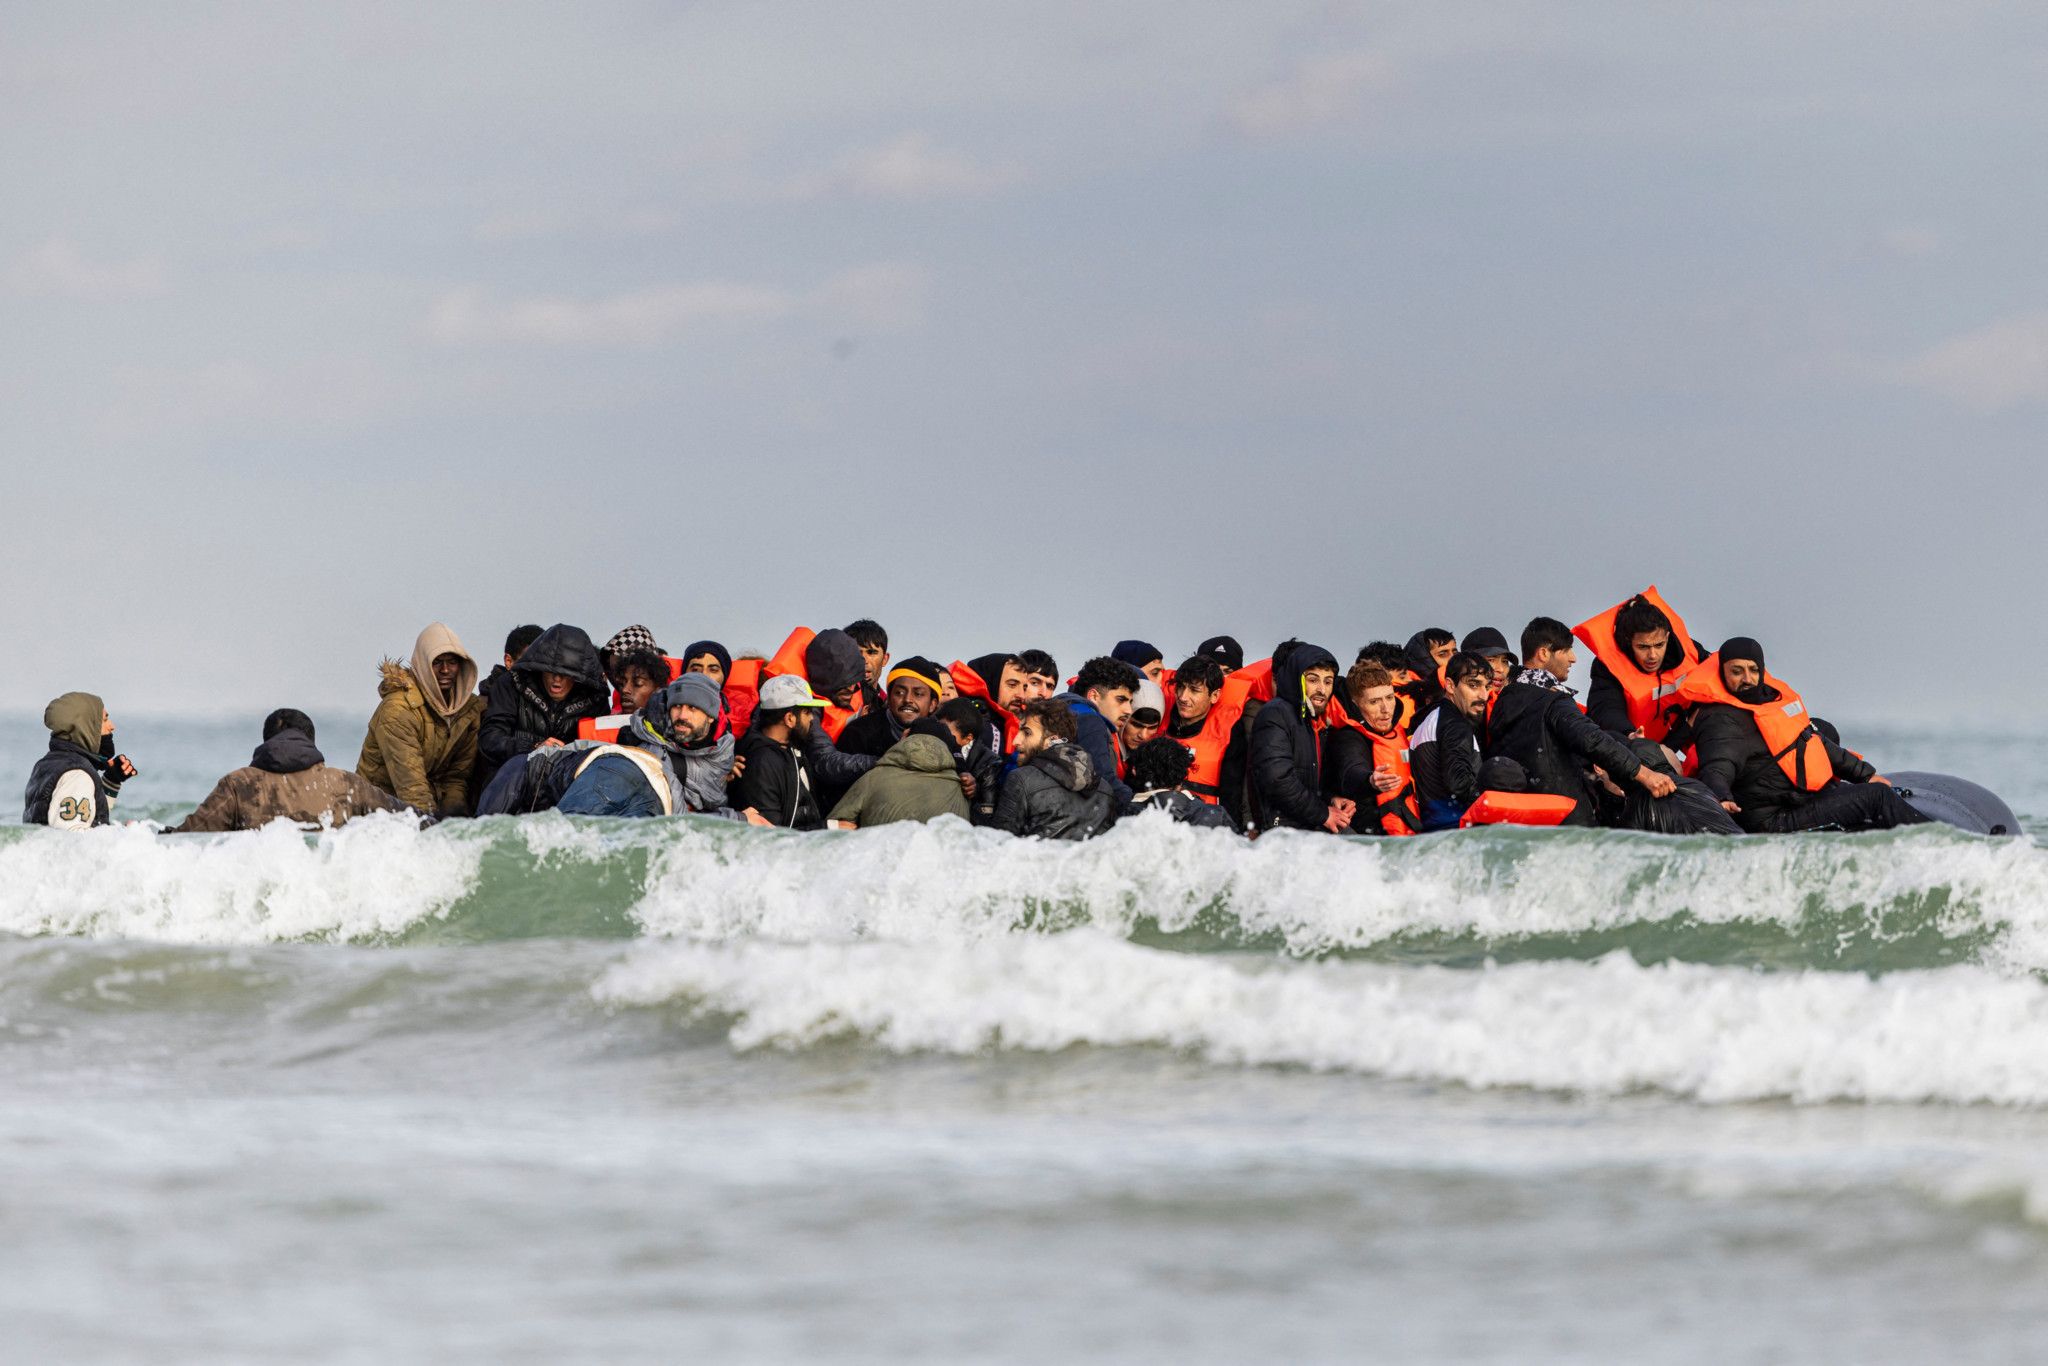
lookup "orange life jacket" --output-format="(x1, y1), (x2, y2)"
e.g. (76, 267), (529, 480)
(724, 658), (764, 737)
(1461, 792), (1577, 827)
(1674, 655), (1834, 792)
(948, 660), (1021, 753)
(1572, 585), (1697, 741)
(576, 713), (635, 743)
(1323, 695), (1418, 836)
(761, 626), (862, 741)
(1164, 665), (1260, 805)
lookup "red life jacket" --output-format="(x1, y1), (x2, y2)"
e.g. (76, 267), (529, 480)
(1673, 655), (1834, 792)
(1323, 694), (1418, 837)
(1571, 585), (1698, 741)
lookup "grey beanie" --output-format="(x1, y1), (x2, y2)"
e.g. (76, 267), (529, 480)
(665, 672), (724, 718)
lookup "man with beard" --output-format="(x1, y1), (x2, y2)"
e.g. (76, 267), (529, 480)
(730, 674), (832, 830)
(551, 673), (735, 818)
(1676, 637), (1926, 833)
(991, 700), (1115, 840)
(835, 656), (946, 759)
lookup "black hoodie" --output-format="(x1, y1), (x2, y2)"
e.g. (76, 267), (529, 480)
(1247, 641), (1340, 831)
(1483, 674), (1645, 827)
(475, 624), (612, 794)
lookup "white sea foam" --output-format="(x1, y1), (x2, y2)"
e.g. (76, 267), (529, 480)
(0, 814), (481, 943)
(628, 812), (2048, 965)
(596, 931), (2048, 1105)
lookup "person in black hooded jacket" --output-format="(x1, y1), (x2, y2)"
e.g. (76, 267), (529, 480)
(473, 624), (611, 797)
(1482, 618), (1675, 826)
(1247, 641), (1355, 833)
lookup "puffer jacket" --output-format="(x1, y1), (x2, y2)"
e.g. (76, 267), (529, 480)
(474, 625), (611, 795)
(1247, 642), (1339, 831)
(173, 730), (405, 832)
(1482, 677), (1644, 827)
(992, 743), (1114, 840)
(356, 663), (485, 818)
(829, 734), (970, 828)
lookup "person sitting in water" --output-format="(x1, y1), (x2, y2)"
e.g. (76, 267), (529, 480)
(1482, 617), (1675, 826)
(173, 710), (403, 833)
(23, 692), (136, 829)
(991, 700), (1115, 841)
(1676, 637), (1927, 834)
(356, 623), (484, 820)
(835, 656), (946, 759)
(827, 719), (972, 830)
(1124, 737), (1239, 831)
(474, 623), (612, 797)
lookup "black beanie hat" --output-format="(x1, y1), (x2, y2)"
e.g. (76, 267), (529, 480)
(681, 640), (732, 677)
(1197, 635), (1244, 670)
(1718, 637), (1766, 673)
(263, 708), (315, 743)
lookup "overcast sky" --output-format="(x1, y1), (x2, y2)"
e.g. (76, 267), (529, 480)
(5, 1), (2045, 724)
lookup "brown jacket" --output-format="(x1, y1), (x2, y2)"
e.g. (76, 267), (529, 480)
(356, 626), (484, 817)
(173, 730), (404, 833)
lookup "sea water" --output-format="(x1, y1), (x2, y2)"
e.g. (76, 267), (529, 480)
(5, 715), (2048, 1363)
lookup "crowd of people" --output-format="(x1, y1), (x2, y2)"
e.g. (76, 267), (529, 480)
(22, 586), (1930, 840)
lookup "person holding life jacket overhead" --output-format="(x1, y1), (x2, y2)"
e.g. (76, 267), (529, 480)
(1574, 587), (1702, 743)
(1676, 637), (1926, 833)
(1323, 660), (1419, 836)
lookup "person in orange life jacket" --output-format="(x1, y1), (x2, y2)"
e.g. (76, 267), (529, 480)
(837, 656), (945, 759)
(1403, 628), (1456, 718)
(1113, 640), (1167, 687)
(1681, 637), (1926, 833)
(730, 674), (830, 830)
(963, 653), (1032, 718)
(1119, 678), (1167, 755)
(1411, 651), (1493, 830)
(1582, 593), (1705, 741)
(845, 619), (890, 714)
(1461, 626), (1516, 693)
(1323, 660), (1420, 836)
(1248, 641), (1354, 833)
(1054, 657), (1141, 808)
(1017, 649), (1061, 702)
(1195, 636), (1244, 675)
(1355, 641), (1420, 729)
(1125, 737), (1239, 831)
(24, 693), (136, 828)
(1482, 617), (1676, 826)
(1162, 654), (1251, 827)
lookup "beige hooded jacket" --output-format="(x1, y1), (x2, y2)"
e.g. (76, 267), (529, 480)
(355, 623), (483, 816)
